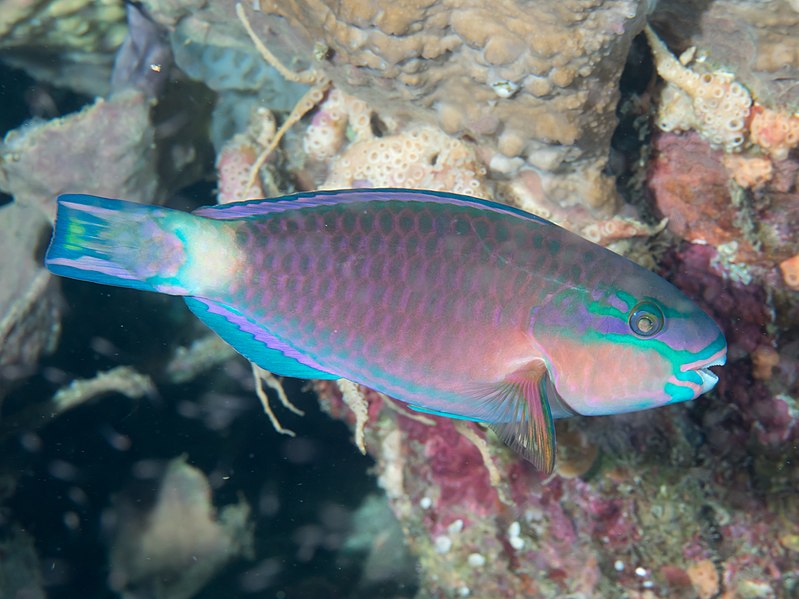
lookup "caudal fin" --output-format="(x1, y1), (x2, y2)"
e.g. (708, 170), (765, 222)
(45, 194), (196, 295)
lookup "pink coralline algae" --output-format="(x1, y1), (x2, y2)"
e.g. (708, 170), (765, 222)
(646, 103), (799, 469)
(664, 244), (799, 453)
(314, 370), (799, 597)
(648, 132), (752, 250)
(649, 130), (799, 280)
(415, 421), (501, 528)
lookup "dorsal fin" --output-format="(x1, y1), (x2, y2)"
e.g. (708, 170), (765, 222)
(193, 188), (551, 225)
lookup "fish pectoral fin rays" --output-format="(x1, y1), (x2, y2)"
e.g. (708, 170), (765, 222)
(183, 297), (339, 380)
(482, 362), (557, 473)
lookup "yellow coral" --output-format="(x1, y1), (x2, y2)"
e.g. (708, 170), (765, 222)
(646, 26), (752, 152)
(323, 126), (489, 197)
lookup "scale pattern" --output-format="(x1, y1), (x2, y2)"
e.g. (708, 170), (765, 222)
(223, 199), (611, 416)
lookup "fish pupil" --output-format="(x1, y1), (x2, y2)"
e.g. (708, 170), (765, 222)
(629, 302), (664, 337)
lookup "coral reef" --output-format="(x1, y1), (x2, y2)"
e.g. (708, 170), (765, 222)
(647, 130), (798, 283)
(0, 91), (160, 391)
(252, 0), (651, 213)
(645, 25), (752, 152)
(749, 104), (799, 162)
(169, 5), (307, 147)
(1, 0), (799, 598)
(646, 23), (799, 163)
(315, 378), (799, 598)
(651, 0), (799, 108)
(0, 202), (60, 397)
(142, 0), (652, 215)
(322, 125), (489, 197)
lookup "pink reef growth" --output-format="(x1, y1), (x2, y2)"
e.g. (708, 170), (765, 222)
(316, 383), (773, 597)
(648, 125), (799, 454)
(410, 420), (500, 530)
(666, 244), (799, 453)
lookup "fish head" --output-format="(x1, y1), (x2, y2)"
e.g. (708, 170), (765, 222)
(530, 266), (727, 417)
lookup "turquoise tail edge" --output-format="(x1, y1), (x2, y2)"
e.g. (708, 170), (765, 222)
(45, 194), (177, 293)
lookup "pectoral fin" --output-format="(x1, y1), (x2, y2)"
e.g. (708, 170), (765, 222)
(483, 361), (557, 473)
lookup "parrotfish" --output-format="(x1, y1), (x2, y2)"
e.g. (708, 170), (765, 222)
(45, 189), (727, 472)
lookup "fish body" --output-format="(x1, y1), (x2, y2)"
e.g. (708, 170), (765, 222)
(45, 189), (727, 472)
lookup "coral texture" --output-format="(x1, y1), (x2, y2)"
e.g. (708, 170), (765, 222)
(315, 377), (799, 598)
(247, 0), (649, 213)
(646, 25), (752, 152)
(651, 0), (799, 108)
(0, 90), (158, 218)
(2, 0), (799, 597)
(0, 203), (60, 399)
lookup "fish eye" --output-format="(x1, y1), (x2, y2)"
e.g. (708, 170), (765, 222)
(629, 302), (664, 337)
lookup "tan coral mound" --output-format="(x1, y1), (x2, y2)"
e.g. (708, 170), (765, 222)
(254, 0), (649, 213)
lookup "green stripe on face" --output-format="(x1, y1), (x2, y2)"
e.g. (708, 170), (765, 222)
(665, 382), (696, 402)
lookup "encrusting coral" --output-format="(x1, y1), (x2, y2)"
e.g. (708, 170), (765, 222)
(234, 0), (651, 214)
(322, 125), (490, 198)
(645, 25), (752, 153)
(749, 104), (799, 162)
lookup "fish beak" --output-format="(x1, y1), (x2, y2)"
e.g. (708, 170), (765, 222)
(692, 352), (726, 394)
(697, 367), (719, 394)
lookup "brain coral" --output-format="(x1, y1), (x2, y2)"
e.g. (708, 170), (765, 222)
(250, 0), (648, 213)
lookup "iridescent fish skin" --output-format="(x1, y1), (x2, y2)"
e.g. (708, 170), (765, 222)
(45, 189), (727, 472)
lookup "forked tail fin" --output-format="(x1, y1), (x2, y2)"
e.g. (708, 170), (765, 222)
(45, 194), (200, 295)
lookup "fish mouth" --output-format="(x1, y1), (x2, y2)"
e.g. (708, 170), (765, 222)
(690, 353), (727, 394)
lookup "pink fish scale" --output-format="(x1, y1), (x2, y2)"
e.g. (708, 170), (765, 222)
(220, 200), (578, 410)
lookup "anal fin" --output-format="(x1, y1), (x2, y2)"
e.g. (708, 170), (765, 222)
(184, 296), (339, 380)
